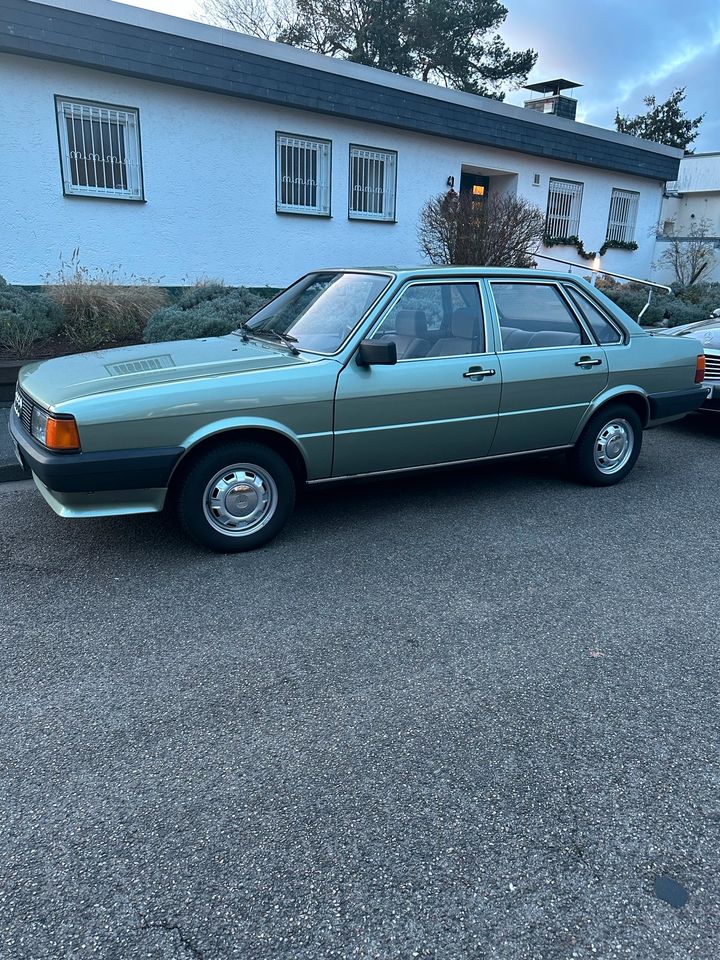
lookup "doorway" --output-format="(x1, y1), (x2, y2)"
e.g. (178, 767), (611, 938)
(460, 172), (490, 204)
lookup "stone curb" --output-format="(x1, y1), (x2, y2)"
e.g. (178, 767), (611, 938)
(0, 462), (30, 484)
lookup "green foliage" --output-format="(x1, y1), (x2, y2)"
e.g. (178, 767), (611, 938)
(597, 279), (720, 327)
(663, 300), (707, 328)
(676, 281), (720, 308)
(615, 87), (704, 150)
(543, 235), (638, 260)
(144, 285), (269, 343)
(206, 0), (536, 97)
(0, 280), (62, 357)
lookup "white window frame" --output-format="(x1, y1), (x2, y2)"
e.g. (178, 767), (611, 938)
(606, 188), (640, 243)
(55, 96), (143, 200)
(348, 144), (397, 222)
(276, 133), (331, 216)
(545, 178), (583, 237)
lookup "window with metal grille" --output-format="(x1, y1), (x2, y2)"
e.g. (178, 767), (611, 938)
(276, 134), (331, 216)
(545, 179), (583, 237)
(606, 188), (639, 243)
(349, 145), (397, 221)
(55, 97), (143, 200)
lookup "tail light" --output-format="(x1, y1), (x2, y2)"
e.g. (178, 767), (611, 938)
(695, 354), (706, 383)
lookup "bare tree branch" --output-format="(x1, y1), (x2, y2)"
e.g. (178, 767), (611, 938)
(418, 190), (545, 266)
(659, 217), (717, 286)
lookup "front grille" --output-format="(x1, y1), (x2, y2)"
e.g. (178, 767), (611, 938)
(16, 388), (34, 434)
(704, 352), (720, 381)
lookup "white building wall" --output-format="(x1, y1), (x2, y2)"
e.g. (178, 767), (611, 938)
(652, 154), (720, 285)
(0, 53), (666, 287)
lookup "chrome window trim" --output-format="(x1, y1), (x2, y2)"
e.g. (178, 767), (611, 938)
(366, 278), (491, 361)
(560, 282), (626, 345)
(488, 278), (598, 353)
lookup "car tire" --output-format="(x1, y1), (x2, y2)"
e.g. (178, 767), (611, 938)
(568, 404), (643, 486)
(175, 441), (295, 552)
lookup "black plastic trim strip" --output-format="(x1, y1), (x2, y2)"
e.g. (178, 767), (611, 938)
(647, 387), (708, 420)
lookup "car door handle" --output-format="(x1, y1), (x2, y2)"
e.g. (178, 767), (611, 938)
(575, 357), (603, 368)
(463, 367), (496, 380)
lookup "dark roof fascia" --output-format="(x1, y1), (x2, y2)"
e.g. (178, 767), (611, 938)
(0, 0), (682, 182)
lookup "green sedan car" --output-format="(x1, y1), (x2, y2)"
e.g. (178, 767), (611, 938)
(9, 267), (707, 551)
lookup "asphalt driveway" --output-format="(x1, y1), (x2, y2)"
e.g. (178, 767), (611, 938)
(1, 417), (719, 959)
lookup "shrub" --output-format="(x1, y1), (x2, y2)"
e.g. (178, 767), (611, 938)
(675, 281), (720, 306)
(597, 277), (720, 327)
(418, 190), (545, 266)
(0, 277), (62, 357)
(45, 254), (167, 351)
(597, 281), (668, 325)
(144, 285), (268, 343)
(664, 300), (707, 327)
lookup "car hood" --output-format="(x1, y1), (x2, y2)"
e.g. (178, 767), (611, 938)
(661, 318), (720, 348)
(19, 335), (316, 409)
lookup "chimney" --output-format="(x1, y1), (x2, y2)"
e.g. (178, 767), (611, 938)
(523, 79), (582, 121)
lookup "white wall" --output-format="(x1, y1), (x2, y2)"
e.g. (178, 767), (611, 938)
(0, 53), (666, 287)
(652, 154), (720, 284)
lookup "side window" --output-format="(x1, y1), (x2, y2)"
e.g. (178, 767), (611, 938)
(564, 286), (623, 344)
(371, 283), (484, 360)
(491, 282), (589, 351)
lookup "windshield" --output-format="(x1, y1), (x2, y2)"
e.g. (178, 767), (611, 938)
(241, 271), (391, 354)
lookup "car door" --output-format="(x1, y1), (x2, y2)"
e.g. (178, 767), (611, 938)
(487, 280), (608, 456)
(333, 280), (501, 476)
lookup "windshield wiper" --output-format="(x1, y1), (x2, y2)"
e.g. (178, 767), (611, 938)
(252, 329), (300, 355)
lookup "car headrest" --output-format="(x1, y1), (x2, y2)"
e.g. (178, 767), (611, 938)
(395, 310), (427, 337)
(451, 308), (478, 340)
(528, 330), (582, 347)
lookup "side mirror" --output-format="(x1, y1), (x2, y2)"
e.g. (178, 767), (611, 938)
(356, 339), (397, 366)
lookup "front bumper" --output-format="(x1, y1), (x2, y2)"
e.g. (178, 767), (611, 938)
(9, 407), (183, 494)
(648, 386), (710, 421)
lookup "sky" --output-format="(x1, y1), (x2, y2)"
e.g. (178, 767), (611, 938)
(119, 0), (719, 151)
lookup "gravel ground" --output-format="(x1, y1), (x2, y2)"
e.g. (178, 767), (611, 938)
(1, 417), (719, 959)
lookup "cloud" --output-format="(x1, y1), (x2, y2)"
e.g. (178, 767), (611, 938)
(502, 0), (718, 148)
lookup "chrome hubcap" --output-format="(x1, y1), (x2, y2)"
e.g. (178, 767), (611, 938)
(203, 463), (277, 536)
(593, 419), (634, 475)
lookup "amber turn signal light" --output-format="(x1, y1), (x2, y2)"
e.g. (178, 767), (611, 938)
(695, 354), (706, 384)
(46, 416), (81, 451)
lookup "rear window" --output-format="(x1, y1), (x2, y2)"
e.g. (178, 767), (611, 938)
(564, 286), (623, 345)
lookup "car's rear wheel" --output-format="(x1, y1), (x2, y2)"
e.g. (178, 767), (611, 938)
(176, 441), (295, 551)
(568, 404), (643, 486)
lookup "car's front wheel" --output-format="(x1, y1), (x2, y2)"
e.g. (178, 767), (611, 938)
(176, 441), (295, 551)
(568, 404), (643, 486)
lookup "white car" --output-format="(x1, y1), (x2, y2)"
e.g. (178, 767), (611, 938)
(661, 311), (720, 412)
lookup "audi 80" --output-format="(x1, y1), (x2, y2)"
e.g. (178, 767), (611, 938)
(9, 267), (708, 551)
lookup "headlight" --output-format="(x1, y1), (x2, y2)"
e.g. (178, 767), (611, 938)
(31, 407), (81, 451)
(31, 406), (48, 445)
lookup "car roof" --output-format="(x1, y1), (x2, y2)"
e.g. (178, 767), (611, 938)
(323, 266), (593, 282)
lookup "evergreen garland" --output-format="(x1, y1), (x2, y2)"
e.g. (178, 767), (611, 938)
(543, 235), (638, 259)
